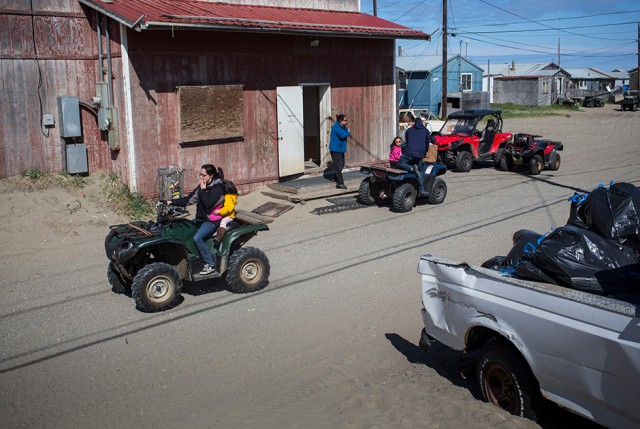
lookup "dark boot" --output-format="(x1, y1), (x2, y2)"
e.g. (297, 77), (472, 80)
(214, 227), (226, 243)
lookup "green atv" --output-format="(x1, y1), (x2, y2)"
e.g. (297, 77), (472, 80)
(105, 201), (270, 312)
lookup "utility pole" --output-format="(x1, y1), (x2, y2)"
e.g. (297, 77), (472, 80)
(558, 37), (561, 67)
(441, 0), (447, 118)
(637, 21), (639, 90)
(373, 0), (377, 16)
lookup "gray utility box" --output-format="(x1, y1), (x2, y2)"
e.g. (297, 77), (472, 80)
(66, 143), (88, 174)
(57, 96), (82, 138)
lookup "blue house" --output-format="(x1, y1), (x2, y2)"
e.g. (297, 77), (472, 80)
(396, 55), (485, 115)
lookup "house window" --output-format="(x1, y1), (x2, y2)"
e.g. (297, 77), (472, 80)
(176, 84), (244, 143)
(542, 80), (549, 93)
(460, 73), (472, 91)
(578, 80), (587, 89)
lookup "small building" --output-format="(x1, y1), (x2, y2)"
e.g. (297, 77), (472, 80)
(491, 62), (570, 106)
(396, 55), (486, 116)
(564, 68), (615, 99)
(0, 0), (428, 196)
(610, 68), (630, 89)
(630, 68), (639, 91)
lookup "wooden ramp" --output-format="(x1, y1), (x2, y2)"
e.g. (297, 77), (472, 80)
(262, 170), (366, 203)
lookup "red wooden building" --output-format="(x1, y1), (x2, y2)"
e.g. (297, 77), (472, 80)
(0, 0), (428, 195)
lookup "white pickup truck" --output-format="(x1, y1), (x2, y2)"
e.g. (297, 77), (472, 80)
(418, 254), (640, 428)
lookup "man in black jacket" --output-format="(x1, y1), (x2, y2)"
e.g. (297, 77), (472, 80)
(396, 117), (430, 196)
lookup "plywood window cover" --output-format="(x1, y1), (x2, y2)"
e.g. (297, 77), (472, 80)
(177, 85), (244, 143)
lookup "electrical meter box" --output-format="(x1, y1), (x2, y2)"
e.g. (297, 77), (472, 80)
(66, 143), (88, 174)
(57, 96), (82, 138)
(158, 166), (184, 200)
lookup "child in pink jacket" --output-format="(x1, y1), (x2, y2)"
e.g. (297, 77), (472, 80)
(389, 137), (404, 168)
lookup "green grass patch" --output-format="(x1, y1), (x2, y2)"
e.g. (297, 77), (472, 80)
(101, 173), (154, 219)
(491, 103), (580, 119)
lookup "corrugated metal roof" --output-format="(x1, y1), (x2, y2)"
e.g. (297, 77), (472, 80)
(396, 55), (482, 72)
(78, 0), (429, 40)
(563, 68), (614, 79)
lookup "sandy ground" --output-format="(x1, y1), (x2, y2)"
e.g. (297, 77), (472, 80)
(0, 105), (638, 428)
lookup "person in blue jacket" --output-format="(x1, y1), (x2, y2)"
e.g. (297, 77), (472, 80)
(397, 116), (430, 196)
(329, 114), (351, 189)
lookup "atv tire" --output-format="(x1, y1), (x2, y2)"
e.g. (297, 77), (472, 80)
(226, 247), (270, 294)
(427, 178), (447, 205)
(547, 152), (561, 171)
(455, 151), (473, 172)
(528, 155), (543, 175)
(392, 183), (417, 212)
(131, 262), (182, 312)
(108, 262), (131, 295)
(357, 179), (375, 205)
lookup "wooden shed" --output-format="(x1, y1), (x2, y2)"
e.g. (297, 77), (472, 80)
(0, 0), (428, 196)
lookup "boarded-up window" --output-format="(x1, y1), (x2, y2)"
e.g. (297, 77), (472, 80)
(177, 85), (243, 143)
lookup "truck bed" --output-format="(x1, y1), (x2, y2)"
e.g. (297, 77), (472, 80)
(418, 253), (640, 429)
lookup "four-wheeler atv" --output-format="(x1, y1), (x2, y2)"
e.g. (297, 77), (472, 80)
(620, 90), (639, 111)
(432, 109), (512, 173)
(105, 202), (270, 312)
(357, 163), (447, 212)
(582, 96), (604, 108)
(501, 133), (563, 175)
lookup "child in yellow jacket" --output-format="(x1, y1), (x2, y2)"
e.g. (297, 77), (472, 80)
(213, 180), (238, 243)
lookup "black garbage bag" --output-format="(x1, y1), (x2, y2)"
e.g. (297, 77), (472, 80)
(567, 192), (589, 229)
(504, 229), (543, 267)
(513, 260), (559, 285)
(481, 255), (506, 271)
(583, 182), (640, 250)
(531, 225), (640, 294)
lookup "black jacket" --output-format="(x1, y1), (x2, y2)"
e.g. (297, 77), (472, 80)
(405, 119), (430, 158)
(172, 179), (224, 221)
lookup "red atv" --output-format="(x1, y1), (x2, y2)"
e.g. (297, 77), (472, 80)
(502, 133), (563, 175)
(433, 109), (512, 172)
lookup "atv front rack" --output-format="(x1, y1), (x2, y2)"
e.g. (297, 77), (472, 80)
(109, 222), (160, 240)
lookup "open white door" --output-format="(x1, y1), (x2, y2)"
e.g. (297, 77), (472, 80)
(277, 86), (304, 177)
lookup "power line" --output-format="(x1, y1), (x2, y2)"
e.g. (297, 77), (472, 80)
(455, 9), (640, 29)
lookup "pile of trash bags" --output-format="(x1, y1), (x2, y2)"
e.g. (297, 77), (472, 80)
(483, 182), (640, 300)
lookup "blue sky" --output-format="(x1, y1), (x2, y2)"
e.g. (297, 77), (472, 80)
(361, 0), (639, 72)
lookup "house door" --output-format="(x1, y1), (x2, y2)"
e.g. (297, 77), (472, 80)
(277, 86), (305, 177)
(302, 84), (331, 170)
(277, 84), (331, 178)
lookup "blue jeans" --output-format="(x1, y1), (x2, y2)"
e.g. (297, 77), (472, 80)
(193, 221), (218, 266)
(396, 154), (424, 193)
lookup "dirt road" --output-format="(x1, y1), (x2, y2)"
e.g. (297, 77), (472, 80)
(1, 106), (638, 428)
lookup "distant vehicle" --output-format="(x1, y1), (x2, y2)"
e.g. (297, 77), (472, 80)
(398, 108), (445, 134)
(620, 91), (639, 111)
(502, 133), (563, 175)
(432, 109), (512, 172)
(582, 96), (604, 108)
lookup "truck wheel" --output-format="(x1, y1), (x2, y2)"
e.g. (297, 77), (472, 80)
(226, 247), (270, 294)
(131, 262), (182, 312)
(547, 152), (561, 171)
(108, 262), (131, 295)
(357, 180), (375, 205)
(633, 104), (638, 112)
(455, 151), (473, 172)
(477, 339), (540, 421)
(528, 155), (543, 175)
(427, 178), (447, 205)
(392, 183), (417, 212)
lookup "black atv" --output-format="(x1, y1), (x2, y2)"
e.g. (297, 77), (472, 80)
(105, 202), (270, 312)
(357, 163), (447, 212)
(502, 133), (563, 175)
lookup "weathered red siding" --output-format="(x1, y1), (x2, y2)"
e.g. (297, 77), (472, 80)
(1, 1), (397, 196)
